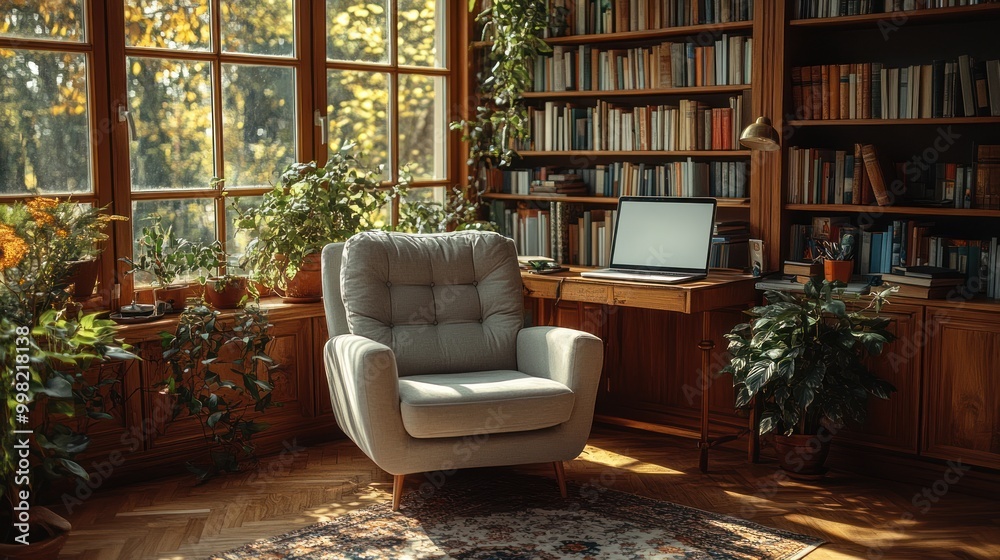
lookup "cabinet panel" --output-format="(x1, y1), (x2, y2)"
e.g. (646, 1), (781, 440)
(836, 304), (923, 454)
(924, 308), (1000, 469)
(140, 316), (313, 452)
(313, 317), (334, 417)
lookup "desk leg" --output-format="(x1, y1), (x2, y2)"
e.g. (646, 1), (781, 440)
(698, 311), (713, 473)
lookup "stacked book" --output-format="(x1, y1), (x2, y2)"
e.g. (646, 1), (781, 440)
(880, 266), (969, 299)
(783, 260), (824, 284)
(545, 0), (754, 36)
(711, 220), (751, 269)
(522, 93), (748, 152)
(529, 173), (588, 196)
(501, 162), (748, 198)
(490, 202), (617, 267)
(533, 36), (752, 92)
(791, 56), (1000, 120)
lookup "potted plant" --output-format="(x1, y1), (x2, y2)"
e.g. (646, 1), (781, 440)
(817, 233), (856, 283)
(188, 241), (249, 309)
(156, 302), (278, 481)
(721, 279), (898, 479)
(119, 217), (199, 313)
(1, 199), (136, 557)
(231, 144), (394, 302)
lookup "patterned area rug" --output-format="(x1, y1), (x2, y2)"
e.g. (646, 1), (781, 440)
(211, 473), (822, 559)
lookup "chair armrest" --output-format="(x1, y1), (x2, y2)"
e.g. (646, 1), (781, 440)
(323, 334), (406, 457)
(516, 326), (604, 393)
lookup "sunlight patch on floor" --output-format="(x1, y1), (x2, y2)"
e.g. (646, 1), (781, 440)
(577, 444), (684, 474)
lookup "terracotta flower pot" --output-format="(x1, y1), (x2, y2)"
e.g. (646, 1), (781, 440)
(204, 276), (248, 309)
(0, 506), (71, 559)
(66, 258), (100, 299)
(278, 253), (322, 303)
(823, 259), (853, 283)
(154, 284), (189, 313)
(772, 433), (831, 480)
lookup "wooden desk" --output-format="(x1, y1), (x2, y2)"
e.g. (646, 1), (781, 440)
(521, 268), (759, 472)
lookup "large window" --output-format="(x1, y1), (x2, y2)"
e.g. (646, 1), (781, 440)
(2, 1), (453, 299)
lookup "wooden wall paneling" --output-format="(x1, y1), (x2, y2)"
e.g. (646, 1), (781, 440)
(835, 303), (924, 454)
(66, 360), (135, 461)
(750, 0), (788, 272)
(923, 308), (1000, 470)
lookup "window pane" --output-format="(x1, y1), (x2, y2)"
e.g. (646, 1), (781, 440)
(127, 57), (214, 191)
(125, 0), (212, 51)
(225, 195), (262, 271)
(326, 0), (388, 64)
(398, 74), (445, 181)
(221, 0), (294, 57)
(0, 50), (91, 195)
(397, 0), (443, 68)
(222, 64), (296, 189)
(1, 0), (86, 42)
(327, 69), (388, 179)
(131, 198), (217, 284)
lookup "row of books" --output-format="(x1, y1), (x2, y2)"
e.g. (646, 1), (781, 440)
(789, 218), (995, 293)
(490, 202), (619, 266)
(500, 161), (748, 198)
(793, 0), (999, 19)
(544, 0), (754, 37)
(787, 144), (893, 205)
(787, 143), (1000, 209)
(523, 94), (748, 152)
(711, 220), (751, 269)
(791, 57), (1000, 121)
(532, 36), (752, 93)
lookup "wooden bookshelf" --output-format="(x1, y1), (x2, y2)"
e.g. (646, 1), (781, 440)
(522, 84), (748, 99)
(786, 117), (1000, 127)
(784, 204), (1000, 218)
(789, 3), (1000, 28)
(484, 192), (750, 207)
(515, 150), (751, 157)
(470, 20), (753, 49)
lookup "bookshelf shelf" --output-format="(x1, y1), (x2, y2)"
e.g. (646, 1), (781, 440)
(789, 4), (1000, 28)
(471, 20), (753, 49)
(484, 193), (750, 207)
(516, 150), (751, 157)
(521, 85), (750, 99)
(784, 204), (1000, 218)
(786, 117), (1000, 127)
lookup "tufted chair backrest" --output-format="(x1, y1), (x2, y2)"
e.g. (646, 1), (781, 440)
(339, 231), (523, 376)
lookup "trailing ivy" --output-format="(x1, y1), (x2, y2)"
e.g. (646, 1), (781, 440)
(452, 0), (551, 193)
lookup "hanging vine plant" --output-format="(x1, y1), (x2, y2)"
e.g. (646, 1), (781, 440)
(451, 0), (551, 195)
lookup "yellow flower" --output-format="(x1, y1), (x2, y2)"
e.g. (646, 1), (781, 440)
(56, 228), (69, 238)
(27, 197), (59, 227)
(0, 224), (29, 270)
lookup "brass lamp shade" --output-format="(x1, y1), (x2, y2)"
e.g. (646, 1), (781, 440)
(739, 116), (780, 151)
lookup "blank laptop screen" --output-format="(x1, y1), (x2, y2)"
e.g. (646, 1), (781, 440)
(610, 198), (716, 272)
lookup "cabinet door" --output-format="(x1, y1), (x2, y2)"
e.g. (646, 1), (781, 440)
(836, 303), (922, 454)
(923, 308), (1000, 469)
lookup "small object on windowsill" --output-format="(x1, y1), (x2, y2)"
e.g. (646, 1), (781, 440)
(119, 302), (156, 317)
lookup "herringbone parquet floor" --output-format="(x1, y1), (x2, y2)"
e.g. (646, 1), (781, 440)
(58, 426), (1000, 560)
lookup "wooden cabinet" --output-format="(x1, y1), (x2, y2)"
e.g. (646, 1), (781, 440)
(836, 303), (923, 454)
(923, 307), (1000, 470)
(62, 302), (338, 481)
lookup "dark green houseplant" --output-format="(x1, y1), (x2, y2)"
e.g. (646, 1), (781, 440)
(157, 303), (278, 481)
(722, 279), (898, 478)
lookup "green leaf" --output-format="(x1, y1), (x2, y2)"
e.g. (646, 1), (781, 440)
(59, 458), (89, 480)
(206, 411), (224, 428)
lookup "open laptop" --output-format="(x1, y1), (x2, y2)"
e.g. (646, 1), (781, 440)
(581, 197), (717, 284)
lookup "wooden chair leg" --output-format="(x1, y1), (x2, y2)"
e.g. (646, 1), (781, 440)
(552, 461), (568, 498)
(392, 474), (406, 511)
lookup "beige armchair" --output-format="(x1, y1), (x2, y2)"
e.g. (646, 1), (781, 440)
(321, 231), (604, 510)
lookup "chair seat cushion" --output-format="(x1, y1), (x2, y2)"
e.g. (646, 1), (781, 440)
(397, 370), (575, 439)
